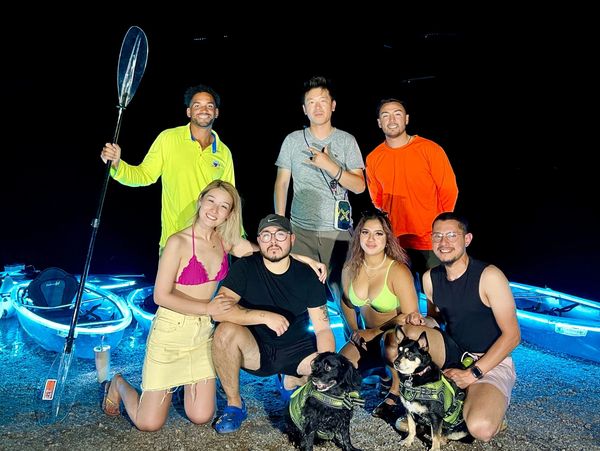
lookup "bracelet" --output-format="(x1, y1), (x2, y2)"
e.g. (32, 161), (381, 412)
(334, 166), (343, 181)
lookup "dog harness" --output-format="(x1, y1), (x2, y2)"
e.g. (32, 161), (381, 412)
(399, 373), (465, 427)
(289, 382), (365, 440)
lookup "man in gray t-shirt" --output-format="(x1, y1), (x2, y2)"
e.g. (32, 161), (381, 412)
(274, 76), (365, 323)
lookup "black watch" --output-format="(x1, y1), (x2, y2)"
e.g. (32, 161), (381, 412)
(470, 365), (484, 380)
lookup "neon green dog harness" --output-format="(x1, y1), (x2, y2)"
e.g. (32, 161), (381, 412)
(399, 374), (465, 427)
(289, 382), (365, 440)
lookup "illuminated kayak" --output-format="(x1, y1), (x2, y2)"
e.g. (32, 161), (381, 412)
(510, 282), (600, 363)
(126, 285), (157, 334)
(1, 264), (37, 319)
(10, 281), (132, 359)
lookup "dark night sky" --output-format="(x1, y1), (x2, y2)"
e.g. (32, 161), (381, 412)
(2, 11), (597, 300)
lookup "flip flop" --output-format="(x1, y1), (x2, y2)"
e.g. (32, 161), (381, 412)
(101, 379), (120, 417)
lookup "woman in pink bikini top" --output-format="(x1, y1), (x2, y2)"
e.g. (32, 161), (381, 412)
(103, 180), (257, 433)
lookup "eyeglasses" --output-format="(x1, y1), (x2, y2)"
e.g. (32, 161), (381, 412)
(431, 231), (462, 243)
(258, 230), (291, 243)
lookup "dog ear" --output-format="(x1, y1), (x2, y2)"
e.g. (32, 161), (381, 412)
(417, 331), (430, 351)
(395, 325), (406, 342)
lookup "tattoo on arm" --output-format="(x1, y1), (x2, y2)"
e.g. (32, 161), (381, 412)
(237, 305), (250, 314)
(319, 305), (330, 322)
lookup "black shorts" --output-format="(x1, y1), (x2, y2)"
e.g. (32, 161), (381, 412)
(243, 330), (317, 378)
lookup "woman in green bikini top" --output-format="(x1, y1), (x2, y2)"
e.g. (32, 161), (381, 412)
(339, 211), (423, 419)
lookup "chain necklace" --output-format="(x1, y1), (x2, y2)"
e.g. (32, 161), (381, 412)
(363, 255), (387, 279)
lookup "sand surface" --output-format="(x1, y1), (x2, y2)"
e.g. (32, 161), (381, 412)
(0, 315), (598, 451)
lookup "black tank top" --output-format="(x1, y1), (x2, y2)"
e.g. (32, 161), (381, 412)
(431, 258), (501, 353)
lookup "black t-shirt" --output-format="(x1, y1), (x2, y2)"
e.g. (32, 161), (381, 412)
(221, 253), (327, 345)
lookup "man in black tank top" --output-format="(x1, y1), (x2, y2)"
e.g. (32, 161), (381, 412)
(402, 212), (520, 443)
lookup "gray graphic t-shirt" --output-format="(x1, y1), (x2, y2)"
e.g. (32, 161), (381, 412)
(275, 128), (364, 231)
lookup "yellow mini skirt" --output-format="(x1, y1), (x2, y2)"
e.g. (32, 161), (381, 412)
(141, 306), (215, 391)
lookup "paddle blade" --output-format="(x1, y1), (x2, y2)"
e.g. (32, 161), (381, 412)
(36, 348), (79, 425)
(117, 26), (148, 108)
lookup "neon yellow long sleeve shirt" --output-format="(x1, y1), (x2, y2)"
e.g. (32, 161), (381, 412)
(111, 124), (235, 250)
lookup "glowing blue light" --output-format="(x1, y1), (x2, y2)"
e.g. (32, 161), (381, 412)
(99, 280), (137, 290)
(10, 281), (133, 358)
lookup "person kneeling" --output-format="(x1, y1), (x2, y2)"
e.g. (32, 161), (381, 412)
(211, 214), (335, 434)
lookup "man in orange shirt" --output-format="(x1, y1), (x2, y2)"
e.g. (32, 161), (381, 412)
(366, 98), (458, 288)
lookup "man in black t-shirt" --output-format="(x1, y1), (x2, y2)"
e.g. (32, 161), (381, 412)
(211, 214), (335, 434)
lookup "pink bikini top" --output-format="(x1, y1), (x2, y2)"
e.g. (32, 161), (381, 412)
(176, 227), (229, 286)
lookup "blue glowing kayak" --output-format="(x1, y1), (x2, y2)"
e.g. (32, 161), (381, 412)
(510, 282), (600, 363)
(126, 285), (157, 335)
(10, 280), (132, 359)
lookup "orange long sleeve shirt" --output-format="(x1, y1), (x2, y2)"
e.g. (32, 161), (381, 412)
(366, 135), (458, 250)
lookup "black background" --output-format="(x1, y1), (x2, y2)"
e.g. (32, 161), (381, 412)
(2, 10), (597, 300)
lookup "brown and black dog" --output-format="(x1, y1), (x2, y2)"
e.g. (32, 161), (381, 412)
(393, 326), (468, 451)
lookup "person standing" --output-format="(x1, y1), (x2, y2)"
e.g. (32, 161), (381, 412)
(210, 213), (335, 434)
(366, 98), (458, 286)
(101, 84), (236, 255)
(274, 75), (365, 313)
(400, 212), (520, 442)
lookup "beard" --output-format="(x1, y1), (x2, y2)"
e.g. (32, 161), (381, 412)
(191, 116), (215, 128)
(438, 247), (466, 266)
(384, 127), (404, 139)
(261, 245), (290, 263)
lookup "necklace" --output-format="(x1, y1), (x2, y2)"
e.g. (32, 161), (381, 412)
(363, 254), (387, 271)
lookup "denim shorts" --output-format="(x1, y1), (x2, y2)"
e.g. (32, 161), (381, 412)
(142, 307), (215, 391)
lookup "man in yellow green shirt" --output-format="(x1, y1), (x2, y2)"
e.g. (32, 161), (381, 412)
(101, 84), (236, 254)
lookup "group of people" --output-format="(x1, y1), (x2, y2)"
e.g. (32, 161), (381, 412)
(99, 78), (520, 444)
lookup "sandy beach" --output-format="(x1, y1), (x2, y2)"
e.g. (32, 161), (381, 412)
(0, 315), (598, 451)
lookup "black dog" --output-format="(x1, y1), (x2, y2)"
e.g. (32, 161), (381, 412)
(288, 352), (364, 451)
(393, 326), (468, 451)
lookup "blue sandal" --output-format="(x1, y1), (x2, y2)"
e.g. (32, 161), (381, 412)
(276, 374), (295, 402)
(214, 400), (247, 434)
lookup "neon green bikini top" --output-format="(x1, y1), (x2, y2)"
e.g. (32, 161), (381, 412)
(348, 260), (398, 312)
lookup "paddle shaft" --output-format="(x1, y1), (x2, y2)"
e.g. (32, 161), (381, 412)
(64, 107), (125, 352)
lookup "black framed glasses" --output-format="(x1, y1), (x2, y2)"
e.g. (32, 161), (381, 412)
(258, 230), (291, 243)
